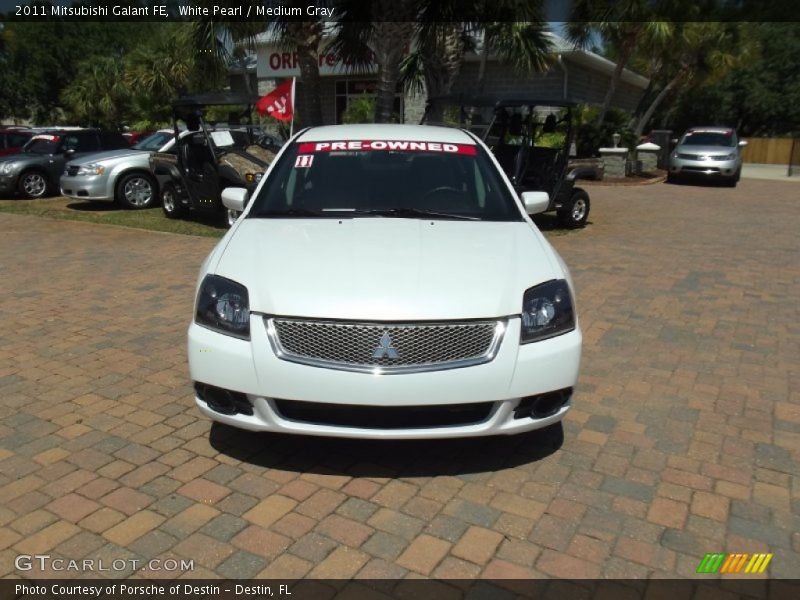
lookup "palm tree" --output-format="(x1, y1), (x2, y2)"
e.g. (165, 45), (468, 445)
(403, 1), (552, 124)
(268, 3), (326, 127)
(330, 0), (419, 123)
(566, 0), (671, 123)
(62, 57), (130, 129)
(630, 22), (756, 138)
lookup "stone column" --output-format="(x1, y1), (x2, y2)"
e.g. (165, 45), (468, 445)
(636, 142), (661, 174)
(598, 148), (629, 178)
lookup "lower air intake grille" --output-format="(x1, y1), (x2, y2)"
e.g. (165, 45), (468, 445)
(274, 400), (494, 429)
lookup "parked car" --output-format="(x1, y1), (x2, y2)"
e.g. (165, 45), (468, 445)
(668, 127), (746, 187)
(0, 129), (129, 199)
(60, 129), (185, 209)
(188, 123), (582, 439)
(150, 93), (277, 227)
(424, 96), (601, 228)
(0, 127), (34, 157)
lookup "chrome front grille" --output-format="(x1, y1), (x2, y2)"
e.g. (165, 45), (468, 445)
(677, 153), (700, 160)
(266, 317), (505, 374)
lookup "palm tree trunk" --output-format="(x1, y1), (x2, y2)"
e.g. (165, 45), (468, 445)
(633, 71), (684, 138)
(288, 22), (323, 127)
(421, 24), (464, 123)
(372, 19), (415, 123)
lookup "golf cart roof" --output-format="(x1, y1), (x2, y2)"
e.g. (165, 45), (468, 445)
(172, 93), (259, 109)
(427, 95), (580, 109)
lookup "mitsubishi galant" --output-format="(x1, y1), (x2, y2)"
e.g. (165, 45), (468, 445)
(188, 124), (582, 439)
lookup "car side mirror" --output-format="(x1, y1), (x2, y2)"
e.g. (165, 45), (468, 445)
(738, 140), (748, 147)
(221, 187), (248, 212)
(521, 191), (550, 215)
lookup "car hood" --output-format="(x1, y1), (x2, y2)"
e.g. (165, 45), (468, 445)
(68, 148), (144, 165)
(213, 218), (561, 321)
(675, 145), (736, 155)
(0, 153), (44, 165)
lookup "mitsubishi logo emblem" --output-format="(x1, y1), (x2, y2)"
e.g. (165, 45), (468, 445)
(372, 332), (399, 359)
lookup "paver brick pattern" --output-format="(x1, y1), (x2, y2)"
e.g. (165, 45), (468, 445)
(1, 178), (798, 579)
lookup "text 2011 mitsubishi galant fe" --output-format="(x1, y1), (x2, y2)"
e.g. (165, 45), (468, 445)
(188, 124), (582, 439)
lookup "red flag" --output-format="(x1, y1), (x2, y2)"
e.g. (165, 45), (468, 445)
(256, 79), (294, 122)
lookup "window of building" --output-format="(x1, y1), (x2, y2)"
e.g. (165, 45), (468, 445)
(335, 80), (403, 124)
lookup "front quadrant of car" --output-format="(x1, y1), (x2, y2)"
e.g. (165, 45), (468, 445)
(187, 124), (582, 439)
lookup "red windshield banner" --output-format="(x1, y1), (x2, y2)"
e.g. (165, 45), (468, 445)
(297, 140), (477, 156)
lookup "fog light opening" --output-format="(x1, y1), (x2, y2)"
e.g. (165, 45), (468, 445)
(514, 388), (572, 420)
(195, 382), (252, 416)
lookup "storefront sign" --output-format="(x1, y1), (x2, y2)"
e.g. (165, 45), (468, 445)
(257, 45), (378, 78)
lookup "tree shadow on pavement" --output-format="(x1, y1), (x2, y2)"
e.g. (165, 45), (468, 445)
(209, 421), (564, 477)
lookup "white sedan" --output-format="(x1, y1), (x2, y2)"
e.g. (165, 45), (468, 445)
(188, 124), (582, 439)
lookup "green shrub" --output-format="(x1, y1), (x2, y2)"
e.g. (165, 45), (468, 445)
(341, 95), (375, 124)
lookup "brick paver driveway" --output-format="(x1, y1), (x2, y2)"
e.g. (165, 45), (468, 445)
(1, 178), (798, 581)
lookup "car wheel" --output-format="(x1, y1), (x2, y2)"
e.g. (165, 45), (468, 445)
(116, 172), (157, 209)
(161, 183), (186, 219)
(226, 208), (241, 228)
(557, 189), (590, 228)
(17, 170), (50, 199)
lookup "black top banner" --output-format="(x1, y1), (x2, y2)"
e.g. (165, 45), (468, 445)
(0, 0), (798, 23)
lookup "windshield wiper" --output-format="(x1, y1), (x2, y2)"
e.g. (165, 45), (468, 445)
(252, 208), (324, 218)
(353, 208), (479, 221)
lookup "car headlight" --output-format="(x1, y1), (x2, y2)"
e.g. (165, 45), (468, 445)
(75, 163), (105, 176)
(195, 275), (250, 339)
(0, 162), (19, 175)
(520, 279), (575, 343)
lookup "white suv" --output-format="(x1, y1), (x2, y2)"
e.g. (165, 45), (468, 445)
(188, 124), (582, 439)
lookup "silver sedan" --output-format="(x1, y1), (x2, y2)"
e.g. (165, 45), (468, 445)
(60, 131), (176, 209)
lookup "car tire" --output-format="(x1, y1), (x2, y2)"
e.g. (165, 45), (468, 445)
(116, 172), (157, 209)
(666, 172), (677, 184)
(17, 170), (50, 199)
(161, 183), (186, 219)
(557, 189), (590, 229)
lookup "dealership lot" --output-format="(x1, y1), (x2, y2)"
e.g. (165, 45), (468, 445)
(0, 178), (798, 580)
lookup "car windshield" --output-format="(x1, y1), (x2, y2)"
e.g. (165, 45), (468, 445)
(23, 137), (60, 154)
(681, 131), (736, 147)
(132, 131), (173, 151)
(249, 139), (522, 222)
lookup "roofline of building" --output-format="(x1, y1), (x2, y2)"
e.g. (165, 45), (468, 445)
(245, 28), (650, 89)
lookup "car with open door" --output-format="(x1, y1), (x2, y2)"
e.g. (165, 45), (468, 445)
(149, 94), (280, 227)
(60, 129), (186, 209)
(424, 96), (600, 228)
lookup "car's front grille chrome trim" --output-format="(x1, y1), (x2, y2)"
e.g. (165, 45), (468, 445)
(265, 317), (506, 374)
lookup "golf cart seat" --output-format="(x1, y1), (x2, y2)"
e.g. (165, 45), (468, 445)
(520, 147), (562, 191)
(181, 134), (214, 175)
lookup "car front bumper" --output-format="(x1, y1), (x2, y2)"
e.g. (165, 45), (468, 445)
(60, 174), (113, 201)
(188, 315), (582, 439)
(0, 174), (19, 195)
(670, 157), (740, 179)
